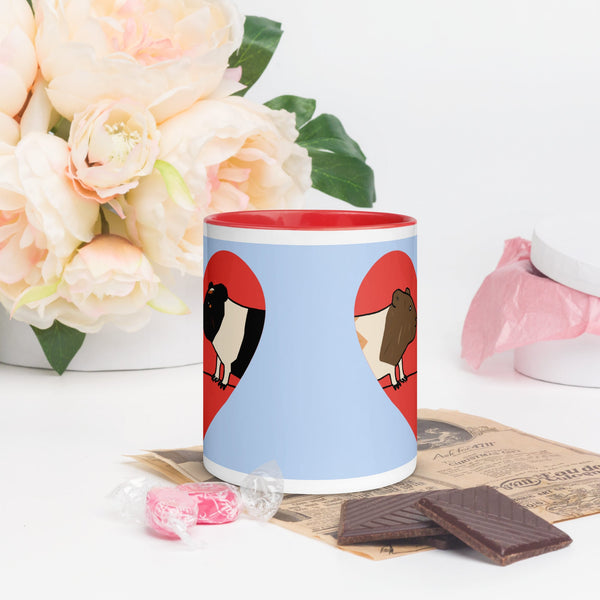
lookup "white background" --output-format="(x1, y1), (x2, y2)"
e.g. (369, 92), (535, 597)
(2, 1), (600, 598)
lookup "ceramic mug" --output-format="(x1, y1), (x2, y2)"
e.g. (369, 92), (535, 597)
(203, 210), (417, 494)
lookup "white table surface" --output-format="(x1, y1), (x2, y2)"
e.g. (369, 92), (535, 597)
(2, 1), (600, 598)
(1, 358), (598, 599)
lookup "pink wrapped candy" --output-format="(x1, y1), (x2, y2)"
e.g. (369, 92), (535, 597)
(145, 487), (198, 538)
(179, 482), (241, 524)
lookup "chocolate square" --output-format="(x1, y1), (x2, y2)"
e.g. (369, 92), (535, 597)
(416, 485), (573, 566)
(337, 491), (447, 546)
(412, 534), (465, 550)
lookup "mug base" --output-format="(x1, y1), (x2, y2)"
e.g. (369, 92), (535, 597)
(203, 455), (417, 495)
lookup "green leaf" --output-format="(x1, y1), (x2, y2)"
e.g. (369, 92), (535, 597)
(264, 95), (316, 129)
(229, 16), (283, 95)
(298, 114), (366, 161)
(99, 207), (110, 235)
(154, 160), (195, 210)
(308, 149), (376, 207)
(50, 117), (71, 142)
(31, 321), (86, 375)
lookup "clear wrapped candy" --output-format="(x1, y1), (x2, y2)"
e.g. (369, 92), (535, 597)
(145, 487), (198, 539)
(240, 461), (284, 521)
(109, 461), (284, 543)
(179, 482), (242, 524)
(108, 476), (164, 525)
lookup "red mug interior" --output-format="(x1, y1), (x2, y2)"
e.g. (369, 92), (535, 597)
(204, 210), (416, 230)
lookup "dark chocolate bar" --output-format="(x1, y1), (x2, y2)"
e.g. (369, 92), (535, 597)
(412, 534), (465, 550)
(337, 491), (447, 545)
(416, 485), (573, 566)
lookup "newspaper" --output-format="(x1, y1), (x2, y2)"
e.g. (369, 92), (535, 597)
(130, 409), (600, 561)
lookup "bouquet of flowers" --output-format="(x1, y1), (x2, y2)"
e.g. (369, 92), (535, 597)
(0, 0), (375, 373)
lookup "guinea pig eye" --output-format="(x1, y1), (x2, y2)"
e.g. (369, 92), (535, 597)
(409, 305), (412, 311)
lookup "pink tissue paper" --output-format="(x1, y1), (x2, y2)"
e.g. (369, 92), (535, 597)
(461, 237), (600, 369)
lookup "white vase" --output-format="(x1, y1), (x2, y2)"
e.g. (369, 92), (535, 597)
(0, 273), (204, 371)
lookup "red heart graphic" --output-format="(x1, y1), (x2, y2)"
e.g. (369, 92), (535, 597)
(354, 251), (417, 437)
(203, 251), (265, 436)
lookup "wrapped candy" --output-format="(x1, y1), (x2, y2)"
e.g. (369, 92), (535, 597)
(179, 482), (241, 524)
(145, 487), (198, 538)
(109, 461), (284, 542)
(240, 461), (284, 521)
(109, 475), (164, 525)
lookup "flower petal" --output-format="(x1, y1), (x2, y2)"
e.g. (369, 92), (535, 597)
(148, 283), (190, 315)
(154, 159), (195, 210)
(11, 281), (59, 316)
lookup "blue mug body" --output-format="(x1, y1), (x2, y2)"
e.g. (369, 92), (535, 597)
(203, 210), (417, 494)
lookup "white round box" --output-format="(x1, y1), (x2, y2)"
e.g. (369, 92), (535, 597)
(513, 212), (600, 387)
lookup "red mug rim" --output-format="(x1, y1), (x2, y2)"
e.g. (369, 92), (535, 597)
(204, 210), (416, 231)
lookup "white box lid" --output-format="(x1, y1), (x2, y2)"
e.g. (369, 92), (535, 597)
(531, 211), (600, 297)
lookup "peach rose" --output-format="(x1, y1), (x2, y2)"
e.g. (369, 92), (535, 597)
(0, 74), (58, 154)
(35, 0), (244, 123)
(0, 75), (57, 150)
(0, 133), (99, 325)
(19, 74), (58, 138)
(0, 155), (46, 290)
(125, 97), (312, 275)
(67, 99), (160, 205)
(54, 234), (160, 333)
(16, 133), (99, 267)
(0, 113), (19, 149)
(0, 0), (37, 118)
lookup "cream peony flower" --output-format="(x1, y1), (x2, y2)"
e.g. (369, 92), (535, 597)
(125, 97), (312, 276)
(67, 98), (160, 206)
(0, 154), (46, 291)
(0, 133), (99, 325)
(34, 0), (244, 123)
(19, 74), (58, 138)
(54, 234), (160, 333)
(0, 113), (20, 148)
(0, 0), (37, 118)
(0, 75), (57, 151)
(16, 133), (99, 271)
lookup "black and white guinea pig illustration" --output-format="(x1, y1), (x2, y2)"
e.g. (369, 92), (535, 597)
(204, 282), (265, 389)
(354, 288), (417, 389)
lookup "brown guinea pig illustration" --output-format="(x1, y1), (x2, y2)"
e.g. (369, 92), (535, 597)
(355, 288), (417, 389)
